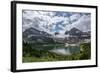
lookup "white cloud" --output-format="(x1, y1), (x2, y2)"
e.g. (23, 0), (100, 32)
(59, 14), (91, 34)
(23, 10), (91, 34)
(23, 10), (69, 33)
(70, 13), (81, 22)
(72, 14), (91, 32)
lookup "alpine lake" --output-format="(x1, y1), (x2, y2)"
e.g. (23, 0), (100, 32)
(23, 43), (91, 63)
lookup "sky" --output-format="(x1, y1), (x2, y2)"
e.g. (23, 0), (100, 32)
(22, 10), (91, 35)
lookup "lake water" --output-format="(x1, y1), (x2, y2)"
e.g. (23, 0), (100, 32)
(33, 44), (80, 55)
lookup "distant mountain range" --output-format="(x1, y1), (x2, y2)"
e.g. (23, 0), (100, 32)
(23, 27), (90, 44)
(22, 11), (91, 44)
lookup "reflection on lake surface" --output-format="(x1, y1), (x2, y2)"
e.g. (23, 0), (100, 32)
(50, 46), (80, 55)
(50, 48), (71, 55)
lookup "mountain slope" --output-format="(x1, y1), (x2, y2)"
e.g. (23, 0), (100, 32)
(23, 27), (54, 43)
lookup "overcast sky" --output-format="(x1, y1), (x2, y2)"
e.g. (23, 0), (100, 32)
(22, 10), (91, 34)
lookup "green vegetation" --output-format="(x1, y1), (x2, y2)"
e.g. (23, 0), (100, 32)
(22, 41), (91, 63)
(79, 43), (91, 59)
